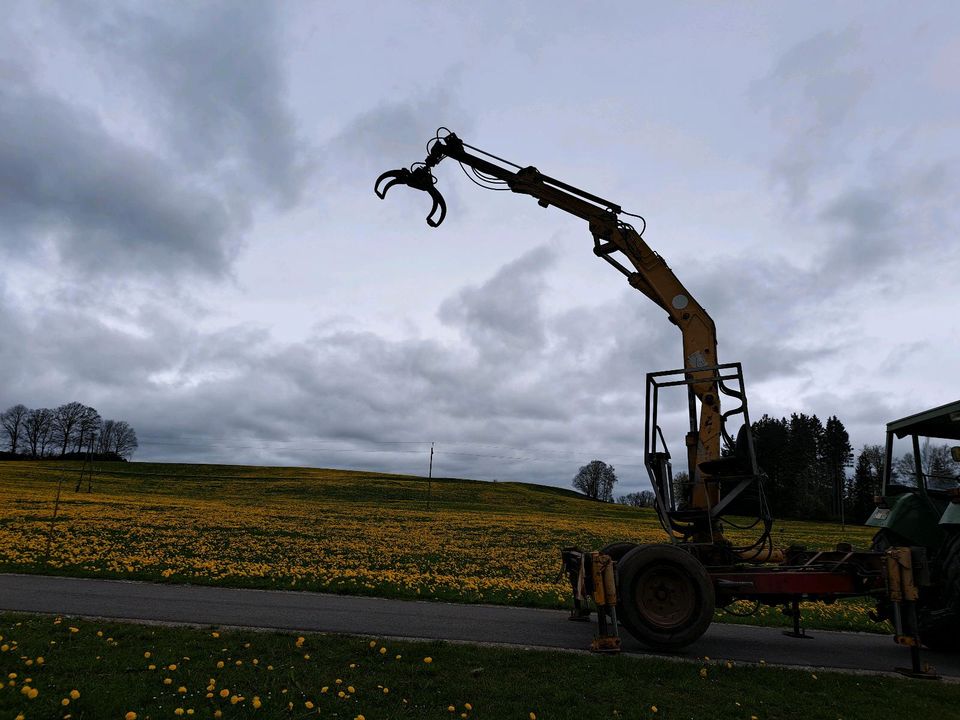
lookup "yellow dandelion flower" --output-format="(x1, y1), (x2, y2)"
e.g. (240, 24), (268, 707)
(144, 652), (151, 658)
(62, 698), (70, 706)
(211, 632), (220, 638)
(219, 688), (230, 698)
(448, 705), (456, 712)
(305, 700), (315, 709)
(216, 661), (224, 669)
(423, 657), (433, 664)
(699, 668), (708, 678)
(348, 685), (356, 693)
(464, 703), (471, 710)
(369, 640), (377, 648)
(178, 686), (187, 694)
(651, 707), (658, 713)
(530, 713), (537, 720)
(148, 664), (156, 670)
(252, 696), (262, 709)
(379, 647), (387, 655)
(125, 713), (138, 720)
(68, 627), (79, 633)
(230, 695), (239, 705)
(214, 712), (222, 719)
(321, 686), (329, 694)
(175, 710), (185, 717)
(168, 664), (177, 671)
(395, 654), (402, 660)
(163, 678), (173, 685)
(384, 687), (390, 694)
(70, 689), (80, 700)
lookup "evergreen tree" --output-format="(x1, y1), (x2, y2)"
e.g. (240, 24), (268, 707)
(821, 416), (854, 519)
(752, 415), (790, 517)
(848, 445), (884, 522)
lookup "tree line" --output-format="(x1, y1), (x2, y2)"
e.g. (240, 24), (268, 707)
(0, 402), (138, 460)
(584, 412), (958, 524)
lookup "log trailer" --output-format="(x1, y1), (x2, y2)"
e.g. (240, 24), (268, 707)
(375, 129), (956, 677)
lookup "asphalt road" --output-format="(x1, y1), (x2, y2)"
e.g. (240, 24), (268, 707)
(2, 573), (958, 679)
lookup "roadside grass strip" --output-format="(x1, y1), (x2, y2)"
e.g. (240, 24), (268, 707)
(1, 613), (956, 720)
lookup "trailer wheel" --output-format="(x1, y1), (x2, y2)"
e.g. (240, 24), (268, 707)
(600, 541), (637, 562)
(616, 544), (715, 651)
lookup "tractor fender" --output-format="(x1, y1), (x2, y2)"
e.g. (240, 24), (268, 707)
(940, 501), (960, 527)
(866, 492), (945, 550)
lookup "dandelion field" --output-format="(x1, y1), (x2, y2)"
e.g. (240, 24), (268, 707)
(3, 613), (958, 720)
(0, 461), (882, 632)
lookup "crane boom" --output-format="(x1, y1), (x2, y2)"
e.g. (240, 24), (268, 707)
(376, 131), (723, 513)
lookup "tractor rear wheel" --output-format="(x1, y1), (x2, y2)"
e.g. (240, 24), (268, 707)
(872, 529), (960, 652)
(923, 531), (960, 652)
(616, 544), (715, 651)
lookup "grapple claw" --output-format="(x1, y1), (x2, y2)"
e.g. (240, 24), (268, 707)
(425, 184), (447, 227)
(375, 169), (409, 199)
(374, 165), (447, 227)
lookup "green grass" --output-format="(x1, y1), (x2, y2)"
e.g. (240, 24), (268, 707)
(0, 613), (954, 720)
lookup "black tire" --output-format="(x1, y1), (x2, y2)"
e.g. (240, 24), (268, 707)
(616, 544), (715, 651)
(922, 532), (960, 652)
(600, 541), (638, 563)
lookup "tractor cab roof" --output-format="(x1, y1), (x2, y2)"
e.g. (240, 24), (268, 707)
(887, 400), (960, 441)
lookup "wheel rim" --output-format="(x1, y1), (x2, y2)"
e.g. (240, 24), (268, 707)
(633, 563), (697, 629)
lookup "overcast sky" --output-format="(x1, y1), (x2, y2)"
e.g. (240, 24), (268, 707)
(2, 1), (958, 494)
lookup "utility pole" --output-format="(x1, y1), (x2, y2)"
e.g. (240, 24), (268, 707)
(427, 442), (434, 510)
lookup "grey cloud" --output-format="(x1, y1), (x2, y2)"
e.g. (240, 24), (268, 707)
(0, 2), (309, 279)
(439, 245), (556, 359)
(0, 83), (235, 276)
(817, 161), (956, 280)
(754, 28), (872, 203)
(65, 1), (308, 206)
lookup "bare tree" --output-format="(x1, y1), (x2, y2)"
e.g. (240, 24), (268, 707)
(572, 460), (618, 502)
(74, 406), (102, 454)
(23, 408), (53, 458)
(97, 419), (117, 455)
(617, 490), (656, 508)
(51, 402), (87, 456)
(1, 404), (29, 454)
(112, 421), (139, 460)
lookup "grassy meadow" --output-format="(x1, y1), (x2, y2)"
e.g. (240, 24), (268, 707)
(0, 461), (882, 632)
(2, 613), (956, 720)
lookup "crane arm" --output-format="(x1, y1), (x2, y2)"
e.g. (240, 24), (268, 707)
(376, 131), (722, 506)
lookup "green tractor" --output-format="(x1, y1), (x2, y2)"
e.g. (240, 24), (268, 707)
(867, 400), (960, 650)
